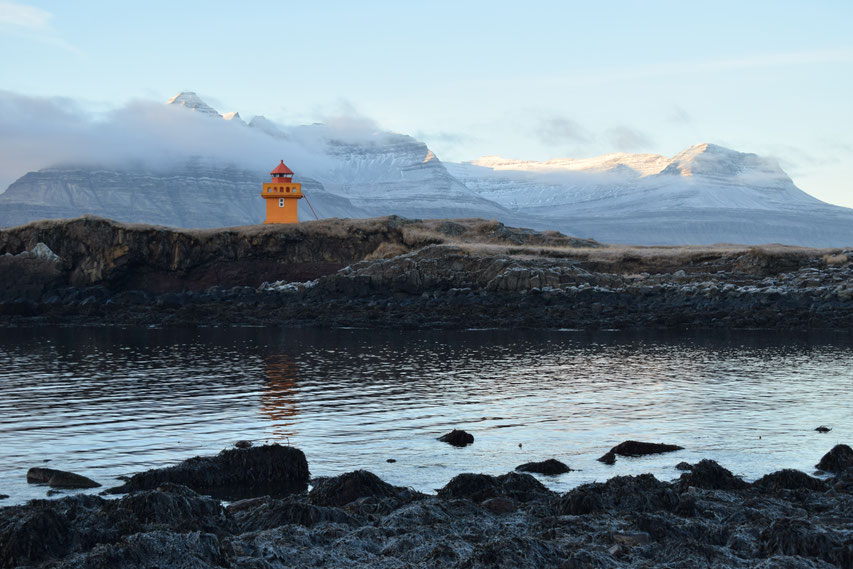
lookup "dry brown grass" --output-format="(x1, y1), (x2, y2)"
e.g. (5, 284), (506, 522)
(823, 252), (849, 266)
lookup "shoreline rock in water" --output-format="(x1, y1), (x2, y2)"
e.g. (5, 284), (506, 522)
(106, 444), (309, 500)
(1, 445), (851, 568)
(2, 216), (853, 330)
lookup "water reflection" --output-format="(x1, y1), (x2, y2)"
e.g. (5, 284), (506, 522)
(0, 327), (851, 505)
(262, 355), (299, 439)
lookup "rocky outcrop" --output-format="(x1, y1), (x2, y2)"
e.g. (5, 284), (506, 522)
(107, 445), (309, 500)
(515, 459), (572, 475)
(816, 444), (853, 473)
(3, 216), (853, 331)
(26, 468), (100, 489)
(3, 445), (853, 569)
(437, 429), (474, 447)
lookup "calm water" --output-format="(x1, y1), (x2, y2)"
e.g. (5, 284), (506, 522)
(0, 327), (851, 504)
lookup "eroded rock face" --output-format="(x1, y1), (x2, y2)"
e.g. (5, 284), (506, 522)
(108, 445), (309, 500)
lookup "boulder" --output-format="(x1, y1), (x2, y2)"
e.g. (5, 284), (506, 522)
(26, 467), (101, 489)
(438, 429), (474, 447)
(308, 470), (400, 507)
(753, 469), (827, 492)
(675, 462), (693, 471)
(597, 451), (616, 465)
(107, 444), (308, 499)
(558, 474), (679, 515)
(515, 458), (572, 475)
(815, 444), (853, 473)
(608, 440), (684, 457)
(438, 471), (553, 503)
(678, 459), (748, 491)
(815, 426), (831, 433)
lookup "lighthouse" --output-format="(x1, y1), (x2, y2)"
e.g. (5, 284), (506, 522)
(261, 160), (302, 224)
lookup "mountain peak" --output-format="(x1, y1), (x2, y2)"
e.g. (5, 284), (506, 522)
(222, 111), (245, 125)
(663, 142), (784, 179)
(166, 92), (221, 117)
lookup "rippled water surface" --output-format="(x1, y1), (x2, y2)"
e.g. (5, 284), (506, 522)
(1, 327), (851, 504)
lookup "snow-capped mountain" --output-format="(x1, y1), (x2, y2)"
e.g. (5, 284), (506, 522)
(446, 144), (853, 245)
(1, 91), (852, 246)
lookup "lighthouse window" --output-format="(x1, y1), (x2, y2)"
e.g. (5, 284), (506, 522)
(279, 198), (284, 207)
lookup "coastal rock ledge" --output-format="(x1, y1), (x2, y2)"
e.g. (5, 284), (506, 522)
(1, 445), (852, 568)
(2, 216), (853, 330)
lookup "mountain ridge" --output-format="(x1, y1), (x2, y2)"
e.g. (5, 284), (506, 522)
(1, 91), (851, 246)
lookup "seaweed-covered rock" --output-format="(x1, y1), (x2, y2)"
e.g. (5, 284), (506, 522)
(759, 517), (853, 567)
(26, 467), (101, 488)
(515, 459), (572, 475)
(438, 471), (552, 504)
(597, 451), (616, 465)
(437, 429), (474, 447)
(609, 440), (684, 457)
(0, 484), (231, 569)
(557, 474), (679, 515)
(675, 461), (693, 471)
(753, 469), (828, 493)
(108, 444), (308, 499)
(56, 530), (225, 569)
(678, 459), (748, 491)
(233, 497), (355, 531)
(308, 470), (400, 507)
(815, 444), (853, 473)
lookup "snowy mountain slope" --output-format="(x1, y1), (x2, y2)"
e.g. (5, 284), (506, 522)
(446, 144), (853, 246)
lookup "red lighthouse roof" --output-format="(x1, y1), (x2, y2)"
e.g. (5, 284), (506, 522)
(270, 160), (294, 176)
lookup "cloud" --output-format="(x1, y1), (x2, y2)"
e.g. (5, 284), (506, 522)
(0, 91), (347, 192)
(0, 1), (80, 54)
(534, 115), (592, 145)
(667, 105), (691, 125)
(0, 0), (49, 28)
(605, 126), (654, 151)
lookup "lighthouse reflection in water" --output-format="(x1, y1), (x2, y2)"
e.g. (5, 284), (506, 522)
(261, 354), (299, 439)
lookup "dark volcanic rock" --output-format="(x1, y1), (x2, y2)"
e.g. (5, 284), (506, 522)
(438, 429), (474, 447)
(26, 467), (101, 488)
(108, 444), (308, 499)
(597, 451), (616, 465)
(557, 474), (679, 515)
(609, 440), (684, 457)
(753, 469), (828, 492)
(816, 444), (853, 473)
(678, 459), (749, 490)
(515, 458), (572, 475)
(308, 470), (401, 507)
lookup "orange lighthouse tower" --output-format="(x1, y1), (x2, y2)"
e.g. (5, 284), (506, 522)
(262, 160), (302, 224)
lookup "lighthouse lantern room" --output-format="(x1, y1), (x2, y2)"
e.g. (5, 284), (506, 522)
(262, 160), (302, 224)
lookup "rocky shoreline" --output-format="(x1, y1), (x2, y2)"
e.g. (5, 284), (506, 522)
(2, 443), (852, 568)
(2, 216), (853, 330)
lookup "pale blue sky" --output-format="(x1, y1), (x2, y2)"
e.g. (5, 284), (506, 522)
(1, 0), (851, 206)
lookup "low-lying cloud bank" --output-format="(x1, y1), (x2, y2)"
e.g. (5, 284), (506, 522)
(0, 91), (388, 192)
